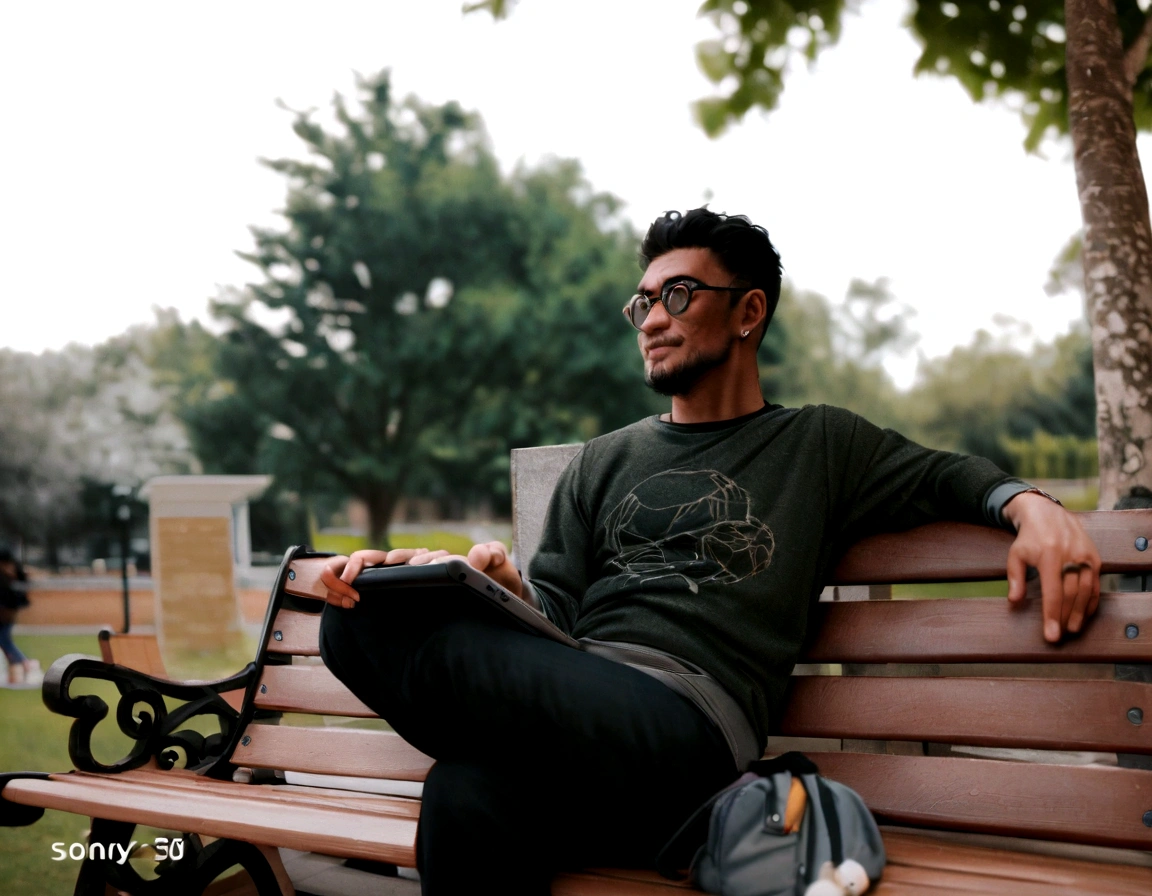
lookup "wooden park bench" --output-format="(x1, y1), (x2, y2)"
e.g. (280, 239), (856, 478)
(3, 445), (1152, 895)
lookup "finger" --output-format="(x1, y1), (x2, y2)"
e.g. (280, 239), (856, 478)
(468, 542), (509, 572)
(485, 541), (508, 566)
(1038, 554), (1064, 643)
(1060, 564), (1080, 630)
(1067, 566), (1095, 633)
(408, 550), (450, 566)
(320, 558), (357, 601)
(1006, 548), (1028, 604)
(382, 548), (428, 565)
(319, 558), (347, 589)
(339, 553), (369, 585)
(1086, 563), (1101, 619)
(466, 542), (491, 570)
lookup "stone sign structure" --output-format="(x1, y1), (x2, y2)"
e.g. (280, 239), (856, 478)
(141, 475), (271, 665)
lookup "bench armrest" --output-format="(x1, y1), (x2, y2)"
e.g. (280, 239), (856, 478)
(42, 653), (256, 776)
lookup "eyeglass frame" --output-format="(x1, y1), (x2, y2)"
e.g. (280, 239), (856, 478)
(622, 279), (753, 330)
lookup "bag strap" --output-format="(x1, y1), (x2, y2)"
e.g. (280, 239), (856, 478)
(655, 773), (755, 880)
(809, 774), (844, 866)
(751, 753), (843, 863)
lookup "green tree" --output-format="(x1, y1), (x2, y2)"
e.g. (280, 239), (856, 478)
(906, 322), (1096, 471)
(188, 72), (656, 546)
(762, 278), (915, 430)
(474, 0), (1152, 508)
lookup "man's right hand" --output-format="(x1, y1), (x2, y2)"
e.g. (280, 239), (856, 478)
(319, 540), (525, 609)
(319, 548), (436, 608)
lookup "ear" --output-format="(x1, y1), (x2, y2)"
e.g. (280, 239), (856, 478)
(736, 289), (767, 340)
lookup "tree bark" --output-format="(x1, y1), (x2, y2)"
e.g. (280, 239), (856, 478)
(1065, 0), (1152, 508)
(363, 484), (398, 550)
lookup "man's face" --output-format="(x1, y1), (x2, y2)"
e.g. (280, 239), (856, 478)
(634, 247), (742, 397)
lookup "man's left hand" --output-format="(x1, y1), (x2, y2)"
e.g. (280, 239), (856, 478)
(1002, 492), (1101, 643)
(408, 541), (524, 600)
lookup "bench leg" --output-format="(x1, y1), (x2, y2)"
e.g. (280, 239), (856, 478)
(74, 818), (294, 896)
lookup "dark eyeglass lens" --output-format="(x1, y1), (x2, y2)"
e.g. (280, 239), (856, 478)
(628, 295), (651, 327)
(664, 284), (691, 315)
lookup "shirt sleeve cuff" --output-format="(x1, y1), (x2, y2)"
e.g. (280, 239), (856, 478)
(983, 479), (1035, 529)
(519, 576), (548, 618)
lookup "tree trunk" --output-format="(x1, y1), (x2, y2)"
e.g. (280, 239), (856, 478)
(363, 484), (398, 550)
(1065, 0), (1152, 508)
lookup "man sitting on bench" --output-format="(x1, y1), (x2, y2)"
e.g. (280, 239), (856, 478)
(317, 208), (1101, 896)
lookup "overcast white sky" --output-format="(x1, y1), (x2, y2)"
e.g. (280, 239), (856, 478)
(1, 0), (1126, 386)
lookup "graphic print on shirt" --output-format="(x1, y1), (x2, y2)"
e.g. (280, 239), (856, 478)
(604, 469), (774, 594)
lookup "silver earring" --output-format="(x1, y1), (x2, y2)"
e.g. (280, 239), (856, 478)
(741, 330), (750, 338)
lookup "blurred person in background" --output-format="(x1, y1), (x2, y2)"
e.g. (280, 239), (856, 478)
(0, 547), (40, 688)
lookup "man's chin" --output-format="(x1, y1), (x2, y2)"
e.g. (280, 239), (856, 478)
(645, 346), (730, 397)
(645, 364), (699, 397)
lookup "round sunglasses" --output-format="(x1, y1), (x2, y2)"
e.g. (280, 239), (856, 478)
(623, 281), (751, 330)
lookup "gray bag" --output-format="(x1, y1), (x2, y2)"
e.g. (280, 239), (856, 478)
(658, 753), (885, 896)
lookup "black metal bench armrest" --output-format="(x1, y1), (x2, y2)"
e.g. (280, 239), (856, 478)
(42, 653), (257, 776)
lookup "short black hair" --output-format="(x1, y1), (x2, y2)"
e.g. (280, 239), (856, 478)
(640, 208), (783, 340)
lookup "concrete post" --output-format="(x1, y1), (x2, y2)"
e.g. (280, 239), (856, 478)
(140, 475), (271, 667)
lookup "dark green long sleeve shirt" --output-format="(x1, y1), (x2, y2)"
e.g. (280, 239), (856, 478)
(526, 403), (1024, 748)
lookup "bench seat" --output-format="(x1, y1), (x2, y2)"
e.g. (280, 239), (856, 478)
(8, 771), (1151, 895)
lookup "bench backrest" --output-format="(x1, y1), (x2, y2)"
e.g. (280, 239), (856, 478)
(511, 444), (582, 566)
(224, 445), (1152, 852)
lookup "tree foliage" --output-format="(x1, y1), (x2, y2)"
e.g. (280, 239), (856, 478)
(763, 279), (1095, 476)
(183, 71), (656, 545)
(762, 277), (916, 430)
(905, 323), (1095, 470)
(636, 1), (1152, 145)
(0, 316), (197, 565)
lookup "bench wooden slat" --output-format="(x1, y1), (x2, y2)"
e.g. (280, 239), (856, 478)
(804, 592), (1152, 663)
(783, 677), (1152, 753)
(273, 594), (1152, 668)
(254, 664), (376, 717)
(284, 558), (328, 602)
(876, 862), (1141, 896)
(812, 753), (1152, 851)
(880, 830), (1152, 895)
(3, 770), (419, 866)
(88, 768), (422, 816)
(280, 511), (1152, 589)
(265, 609), (322, 656)
(233, 725), (434, 780)
(563, 831), (1152, 896)
(832, 511), (1152, 583)
(876, 866), (1068, 896)
(99, 631), (168, 677)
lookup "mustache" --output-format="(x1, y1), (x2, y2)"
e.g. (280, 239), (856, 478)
(642, 337), (682, 352)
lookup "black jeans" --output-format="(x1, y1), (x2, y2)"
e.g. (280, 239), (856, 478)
(319, 590), (737, 895)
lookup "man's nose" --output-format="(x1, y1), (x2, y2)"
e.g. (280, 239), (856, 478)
(640, 299), (672, 332)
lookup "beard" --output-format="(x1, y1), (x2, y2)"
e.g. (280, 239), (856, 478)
(645, 341), (733, 396)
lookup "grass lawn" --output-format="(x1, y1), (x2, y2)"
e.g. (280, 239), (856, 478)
(311, 529), (479, 556)
(0, 634), (253, 894)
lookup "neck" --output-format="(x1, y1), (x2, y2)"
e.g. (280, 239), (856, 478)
(666, 367), (765, 425)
